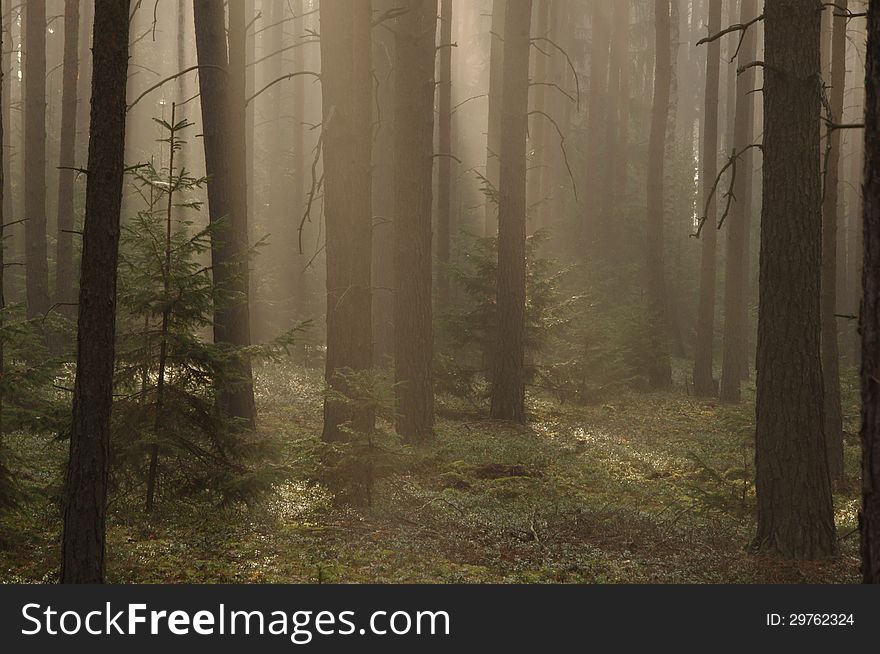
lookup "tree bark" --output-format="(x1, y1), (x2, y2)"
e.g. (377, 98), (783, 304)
(693, 0), (722, 397)
(372, 0), (396, 366)
(862, 0), (880, 583)
(319, 0), (374, 442)
(61, 0), (131, 584)
(24, 0), (49, 319)
(821, 0), (847, 479)
(645, 0), (673, 390)
(193, 0), (257, 429)
(754, 0), (836, 560)
(484, 0), (506, 237)
(584, 0), (610, 252)
(393, 0), (435, 442)
(55, 0), (80, 316)
(1, 2), (10, 305)
(719, 0), (758, 403)
(528, 0), (551, 235)
(490, 0), (532, 423)
(603, 0), (630, 251)
(436, 0), (453, 309)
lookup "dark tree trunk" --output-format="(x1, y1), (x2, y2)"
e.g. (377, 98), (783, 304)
(645, 0), (673, 390)
(490, 0), (531, 423)
(754, 0), (836, 560)
(241, 0), (258, 342)
(484, 0), (505, 237)
(75, 0), (93, 167)
(693, 0), (722, 397)
(393, 0), (435, 442)
(436, 0), (453, 309)
(862, 0), (880, 583)
(0, 0), (5, 445)
(1, 1), (10, 305)
(55, 0), (80, 316)
(821, 0), (847, 479)
(24, 0), (49, 319)
(719, 0), (758, 403)
(193, 0), (256, 429)
(319, 0), (374, 442)
(61, 0), (131, 584)
(371, 0), (396, 366)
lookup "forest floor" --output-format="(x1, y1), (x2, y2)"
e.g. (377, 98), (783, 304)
(0, 361), (863, 584)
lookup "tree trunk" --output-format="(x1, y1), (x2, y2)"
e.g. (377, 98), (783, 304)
(490, 0), (532, 423)
(24, 0), (49, 319)
(372, 0), (396, 366)
(193, 0), (256, 429)
(75, 0), (93, 167)
(862, 0), (880, 583)
(754, 0), (836, 560)
(821, 0), (847, 479)
(319, 0), (374, 442)
(55, 0), (80, 316)
(604, 0), (630, 251)
(528, 0), (551, 235)
(719, 0), (758, 403)
(436, 0), (453, 309)
(393, 0), (435, 442)
(61, 0), (131, 584)
(645, 0), (673, 390)
(584, 0), (609, 252)
(1, 2), (10, 305)
(484, 0), (506, 237)
(693, 0), (722, 396)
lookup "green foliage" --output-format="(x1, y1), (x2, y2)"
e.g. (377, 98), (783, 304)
(437, 231), (581, 404)
(112, 114), (288, 511)
(315, 368), (408, 507)
(0, 302), (69, 512)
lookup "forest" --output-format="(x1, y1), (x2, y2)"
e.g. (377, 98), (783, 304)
(0, 0), (879, 586)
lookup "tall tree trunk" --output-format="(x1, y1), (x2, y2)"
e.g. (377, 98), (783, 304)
(584, 0), (609, 252)
(719, 0), (758, 403)
(193, 0), (256, 429)
(1, 2), (10, 305)
(244, 0), (259, 341)
(436, 0), (453, 309)
(693, 0), (722, 396)
(821, 0), (848, 479)
(490, 0), (532, 423)
(645, 0), (673, 390)
(55, 0), (80, 316)
(24, 0), (49, 319)
(76, 0), (93, 160)
(861, 0), (880, 583)
(754, 0), (836, 560)
(604, 0), (630, 250)
(484, 0), (506, 237)
(319, 0), (374, 442)
(393, 0), (435, 442)
(372, 0), (396, 366)
(291, 0), (309, 328)
(61, 0), (131, 584)
(528, 0), (551, 234)
(0, 0), (5, 446)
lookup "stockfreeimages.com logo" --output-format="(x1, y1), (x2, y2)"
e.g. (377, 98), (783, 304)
(22, 603), (451, 644)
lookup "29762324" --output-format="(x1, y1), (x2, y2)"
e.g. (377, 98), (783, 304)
(765, 614), (855, 627)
